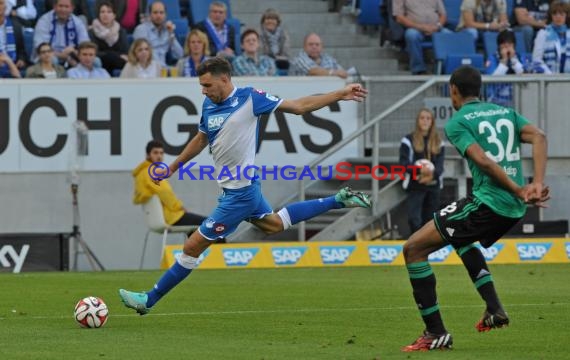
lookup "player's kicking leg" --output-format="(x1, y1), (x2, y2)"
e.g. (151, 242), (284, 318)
(254, 187), (371, 234)
(119, 231), (211, 315)
(402, 220), (453, 352)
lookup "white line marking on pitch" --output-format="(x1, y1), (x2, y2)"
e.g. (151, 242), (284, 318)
(1, 302), (568, 321)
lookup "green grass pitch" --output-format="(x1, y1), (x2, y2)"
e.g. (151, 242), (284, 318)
(1, 264), (569, 359)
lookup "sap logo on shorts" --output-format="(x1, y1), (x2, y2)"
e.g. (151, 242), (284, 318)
(271, 247), (307, 266)
(368, 245), (402, 264)
(478, 244), (504, 261)
(222, 248), (259, 266)
(174, 248), (210, 267)
(566, 243), (570, 260)
(428, 246), (452, 262)
(517, 243), (552, 261)
(319, 246), (355, 265)
(207, 113), (229, 131)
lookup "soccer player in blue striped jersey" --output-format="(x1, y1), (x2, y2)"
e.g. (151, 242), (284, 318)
(402, 65), (550, 352)
(119, 57), (372, 314)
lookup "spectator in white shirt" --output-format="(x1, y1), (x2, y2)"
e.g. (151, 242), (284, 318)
(5, 0), (37, 28)
(120, 37), (161, 78)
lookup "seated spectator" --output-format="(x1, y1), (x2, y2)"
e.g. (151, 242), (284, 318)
(114, 0), (147, 33)
(399, 108), (444, 235)
(485, 29), (526, 107)
(120, 37), (161, 78)
(45, 0), (92, 25)
(259, 8), (290, 72)
(25, 42), (66, 77)
(133, 0), (183, 67)
(0, 0), (28, 76)
(133, 140), (205, 227)
(232, 28), (276, 76)
(88, 0), (128, 74)
(289, 32), (347, 78)
(66, 41), (110, 78)
(5, 0), (37, 28)
(532, 1), (570, 74)
(194, 1), (236, 58)
(175, 29), (210, 78)
(33, 0), (90, 67)
(514, 0), (550, 53)
(393, 0), (452, 75)
(457, 0), (509, 41)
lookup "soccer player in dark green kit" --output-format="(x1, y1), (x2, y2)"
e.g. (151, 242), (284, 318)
(402, 65), (550, 351)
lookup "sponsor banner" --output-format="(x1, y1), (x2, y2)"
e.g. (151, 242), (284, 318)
(161, 238), (570, 269)
(0, 233), (69, 273)
(0, 78), (357, 172)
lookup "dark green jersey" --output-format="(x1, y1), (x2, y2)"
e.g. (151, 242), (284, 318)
(445, 100), (530, 218)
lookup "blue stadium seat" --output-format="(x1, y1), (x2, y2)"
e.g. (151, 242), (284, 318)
(172, 18), (189, 47)
(34, 0), (46, 16)
(433, 31), (483, 74)
(189, 0), (233, 25)
(148, 0), (182, 20)
(443, 0), (462, 30)
(358, 0), (383, 26)
(227, 17), (241, 56)
(506, 0), (515, 24)
(86, 0), (96, 20)
(482, 31), (528, 60)
(23, 28), (34, 63)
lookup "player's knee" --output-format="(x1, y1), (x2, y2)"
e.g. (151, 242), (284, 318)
(403, 236), (419, 260)
(262, 222), (283, 235)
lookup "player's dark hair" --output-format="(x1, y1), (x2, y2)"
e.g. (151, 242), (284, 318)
(146, 140), (163, 155)
(197, 56), (232, 77)
(449, 65), (481, 98)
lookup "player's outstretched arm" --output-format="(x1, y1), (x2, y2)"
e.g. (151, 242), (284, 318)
(520, 124), (548, 205)
(277, 83), (368, 115)
(465, 143), (525, 198)
(169, 131), (209, 175)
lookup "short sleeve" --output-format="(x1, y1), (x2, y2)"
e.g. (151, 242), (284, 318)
(436, 0), (446, 15)
(445, 119), (476, 156)
(513, 110), (531, 131)
(392, 0), (404, 17)
(199, 115), (207, 133)
(460, 0), (476, 12)
(250, 88), (283, 116)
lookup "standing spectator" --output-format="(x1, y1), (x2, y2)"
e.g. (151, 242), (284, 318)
(232, 28), (276, 76)
(175, 29), (210, 78)
(89, 0), (128, 75)
(514, 0), (550, 53)
(5, 0), (37, 28)
(66, 40), (110, 78)
(115, 0), (147, 33)
(25, 42), (66, 78)
(120, 37), (161, 78)
(259, 8), (290, 73)
(133, 0), (183, 67)
(457, 0), (510, 41)
(399, 108), (445, 235)
(485, 29), (526, 107)
(532, 1), (570, 74)
(0, 0), (27, 76)
(289, 32), (347, 78)
(393, 0), (451, 75)
(194, 1), (236, 58)
(33, 0), (90, 67)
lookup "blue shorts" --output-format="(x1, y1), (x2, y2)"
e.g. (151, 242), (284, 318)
(198, 179), (273, 240)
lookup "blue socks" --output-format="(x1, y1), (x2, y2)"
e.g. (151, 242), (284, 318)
(146, 262), (192, 307)
(285, 196), (342, 225)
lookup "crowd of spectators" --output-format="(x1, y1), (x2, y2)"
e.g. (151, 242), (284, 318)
(0, 0), (356, 79)
(385, 0), (570, 75)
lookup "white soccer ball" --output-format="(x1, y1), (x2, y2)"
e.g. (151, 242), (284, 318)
(74, 296), (109, 328)
(415, 159), (435, 172)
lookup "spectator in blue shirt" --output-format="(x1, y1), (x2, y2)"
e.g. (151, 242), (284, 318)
(33, 0), (90, 66)
(232, 28), (276, 76)
(67, 40), (110, 78)
(289, 32), (347, 78)
(133, 0), (183, 66)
